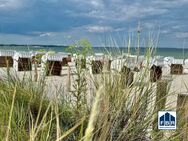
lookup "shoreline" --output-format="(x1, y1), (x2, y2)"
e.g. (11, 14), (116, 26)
(0, 47), (187, 59)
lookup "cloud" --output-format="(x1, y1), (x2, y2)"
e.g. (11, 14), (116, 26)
(0, 0), (23, 9)
(152, 0), (188, 8)
(176, 32), (188, 38)
(71, 0), (104, 8)
(0, 0), (187, 47)
(68, 1), (169, 22)
(85, 25), (113, 33)
(161, 30), (169, 34)
(39, 32), (55, 37)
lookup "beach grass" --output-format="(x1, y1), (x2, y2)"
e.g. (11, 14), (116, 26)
(0, 38), (185, 141)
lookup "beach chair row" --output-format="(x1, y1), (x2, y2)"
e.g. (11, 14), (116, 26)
(0, 50), (187, 76)
(0, 51), (71, 75)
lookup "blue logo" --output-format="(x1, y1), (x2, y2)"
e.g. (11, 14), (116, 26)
(158, 111), (176, 130)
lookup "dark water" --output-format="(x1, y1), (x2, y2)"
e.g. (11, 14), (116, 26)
(0, 45), (187, 59)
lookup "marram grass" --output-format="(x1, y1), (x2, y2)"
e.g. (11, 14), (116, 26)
(0, 40), (185, 141)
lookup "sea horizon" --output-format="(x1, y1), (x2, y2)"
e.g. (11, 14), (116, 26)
(0, 44), (187, 59)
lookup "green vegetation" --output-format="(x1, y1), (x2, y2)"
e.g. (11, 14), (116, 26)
(0, 38), (184, 141)
(66, 39), (93, 57)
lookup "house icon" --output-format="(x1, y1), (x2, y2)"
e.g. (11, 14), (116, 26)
(160, 112), (175, 126)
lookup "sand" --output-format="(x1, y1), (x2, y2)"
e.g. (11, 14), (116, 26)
(0, 63), (187, 110)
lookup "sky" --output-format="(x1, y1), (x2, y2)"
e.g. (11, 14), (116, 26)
(0, 0), (188, 48)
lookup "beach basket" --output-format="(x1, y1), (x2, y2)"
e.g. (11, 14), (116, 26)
(150, 65), (162, 82)
(170, 64), (183, 75)
(41, 53), (70, 76)
(46, 60), (62, 76)
(92, 60), (103, 74)
(13, 52), (33, 71)
(18, 58), (32, 71)
(0, 50), (14, 67)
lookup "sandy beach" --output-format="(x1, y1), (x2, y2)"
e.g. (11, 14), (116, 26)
(0, 61), (187, 105)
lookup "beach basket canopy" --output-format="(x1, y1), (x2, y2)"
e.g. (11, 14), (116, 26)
(173, 59), (184, 65)
(42, 53), (68, 62)
(94, 53), (104, 60)
(0, 50), (15, 56)
(13, 51), (34, 60)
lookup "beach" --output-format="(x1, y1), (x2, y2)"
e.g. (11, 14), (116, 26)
(0, 58), (187, 105)
(0, 51), (187, 140)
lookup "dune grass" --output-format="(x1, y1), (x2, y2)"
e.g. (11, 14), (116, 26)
(0, 38), (185, 141)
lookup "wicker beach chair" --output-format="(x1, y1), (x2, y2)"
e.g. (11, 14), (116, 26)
(150, 65), (162, 82)
(41, 53), (71, 76)
(0, 50), (14, 67)
(13, 52), (33, 71)
(170, 64), (183, 75)
(170, 59), (184, 75)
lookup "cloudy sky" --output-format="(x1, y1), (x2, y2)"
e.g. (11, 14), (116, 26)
(0, 0), (188, 48)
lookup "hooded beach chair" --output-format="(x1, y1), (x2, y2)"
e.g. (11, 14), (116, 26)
(0, 50), (15, 67)
(13, 52), (33, 71)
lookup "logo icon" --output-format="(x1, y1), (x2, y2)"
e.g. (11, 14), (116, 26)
(158, 111), (176, 130)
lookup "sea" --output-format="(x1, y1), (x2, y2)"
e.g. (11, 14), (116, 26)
(0, 45), (187, 59)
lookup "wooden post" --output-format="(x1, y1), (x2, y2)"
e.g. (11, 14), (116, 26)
(66, 65), (71, 92)
(177, 94), (188, 141)
(6, 58), (10, 77)
(34, 59), (38, 82)
(152, 80), (168, 140)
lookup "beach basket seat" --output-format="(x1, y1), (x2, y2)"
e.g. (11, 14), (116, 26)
(18, 58), (32, 71)
(13, 51), (33, 71)
(92, 60), (103, 74)
(0, 56), (13, 67)
(170, 64), (183, 75)
(46, 60), (62, 76)
(121, 66), (134, 87)
(150, 65), (162, 82)
(41, 53), (70, 76)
